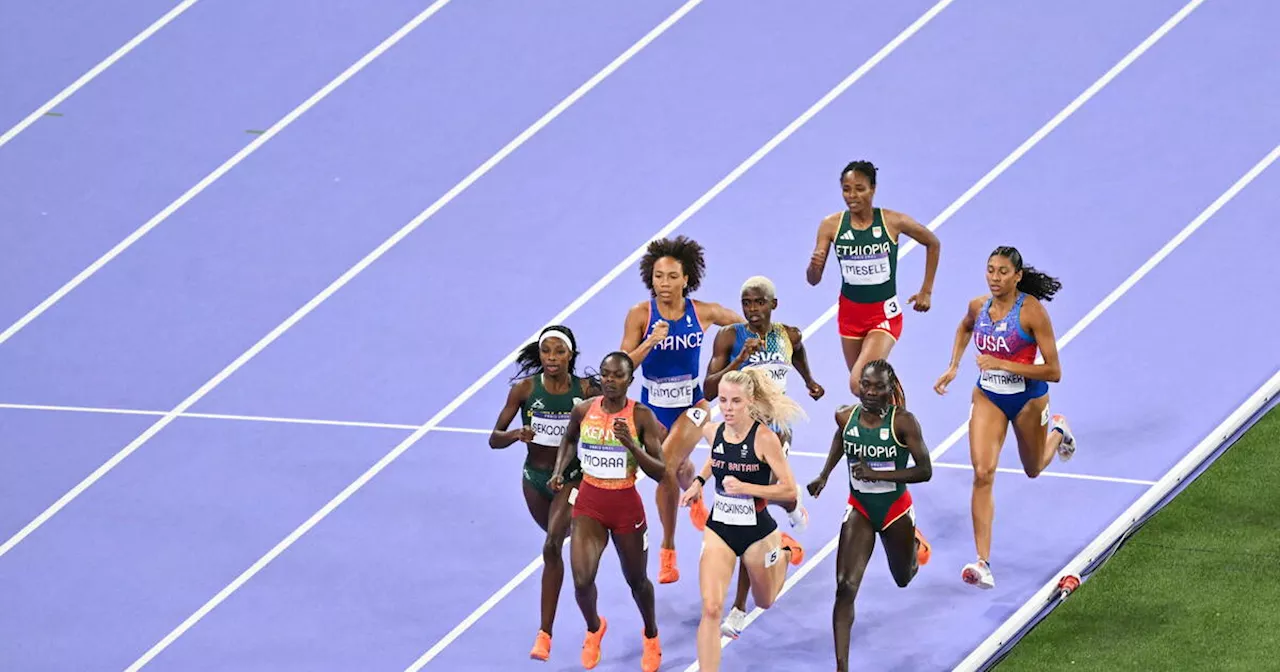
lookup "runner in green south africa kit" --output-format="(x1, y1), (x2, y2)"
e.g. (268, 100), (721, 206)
(806, 160), (942, 397)
(487, 325), (601, 662)
(807, 360), (933, 672)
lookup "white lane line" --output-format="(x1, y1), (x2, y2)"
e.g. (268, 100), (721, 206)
(110, 3), (705, 669)
(687, 136), (1277, 671)
(0, 0), (201, 149)
(930, 462), (1157, 486)
(395, 3), (957, 668)
(0, 0), (455, 347)
(792, 0), (1210, 346)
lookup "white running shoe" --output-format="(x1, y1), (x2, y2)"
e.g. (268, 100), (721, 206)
(962, 559), (996, 590)
(787, 504), (809, 533)
(1051, 414), (1076, 462)
(720, 607), (748, 639)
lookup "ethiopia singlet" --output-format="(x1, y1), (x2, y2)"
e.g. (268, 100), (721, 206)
(640, 297), (705, 410)
(842, 405), (909, 501)
(834, 208), (897, 304)
(708, 421), (772, 526)
(728, 323), (794, 395)
(973, 293), (1039, 395)
(522, 374), (584, 448)
(577, 397), (639, 488)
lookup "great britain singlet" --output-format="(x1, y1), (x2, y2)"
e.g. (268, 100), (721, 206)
(834, 209), (897, 304)
(842, 405), (909, 502)
(708, 421), (772, 526)
(640, 297), (704, 410)
(521, 374), (585, 448)
(972, 293), (1039, 395)
(577, 397), (640, 488)
(728, 323), (794, 395)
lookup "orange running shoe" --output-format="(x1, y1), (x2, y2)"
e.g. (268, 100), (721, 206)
(641, 630), (662, 672)
(581, 617), (607, 669)
(915, 528), (932, 566)
(658, 548), (679, 584)
(689, 496), (709, 531)
(529, 630), (551, 661)
(780, 533), (804, 566)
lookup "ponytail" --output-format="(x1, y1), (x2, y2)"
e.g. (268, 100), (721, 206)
(510, 325), (581, 382)
(990, 246), (1062, 302)
(721, 368), (807, 430)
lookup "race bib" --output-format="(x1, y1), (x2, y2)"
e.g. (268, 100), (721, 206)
(883, 295), (902, 319)
(849, 460), (896, 495)
(754, 362), (791, 394)
(711, 491), (756, 526)
(979, 369), (1026, 394)
(529, 412), (570, 446)
(645, 375), (694, 408)
(579, 442), (629, 479)
(840, 256), (891, 286)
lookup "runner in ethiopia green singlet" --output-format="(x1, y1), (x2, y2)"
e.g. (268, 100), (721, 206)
(841, 403), (913, 530)
(835, 208), (898, 305)
(521, 373), (585, 498)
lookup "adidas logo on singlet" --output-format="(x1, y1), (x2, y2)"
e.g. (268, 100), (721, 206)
(839, 230), (856, 240)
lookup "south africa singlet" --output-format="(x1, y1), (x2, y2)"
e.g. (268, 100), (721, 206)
(640, 297), (705, 415)
(834, 209), (897, 304)
(521, 374), (585, 448)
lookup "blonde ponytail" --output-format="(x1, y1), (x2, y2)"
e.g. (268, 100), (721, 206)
(721, 368), (807, 430)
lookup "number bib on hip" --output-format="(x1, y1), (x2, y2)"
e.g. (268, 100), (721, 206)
(579, 443), (629, 479)
(979, 369), (1026, 394)
(529, 412), (570, 446)
(644, 375), (694, 408)
(711, 491), (757, 526)
(840, 255), (892, 286)
(849, 460), (897, 495)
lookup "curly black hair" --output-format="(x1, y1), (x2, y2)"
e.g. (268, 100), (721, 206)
(990, 246), (1063, 302)
(840, 160), (878, 187)
(639, 235), (705, 297)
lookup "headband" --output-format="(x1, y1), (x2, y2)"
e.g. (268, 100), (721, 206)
(538, 328), (572, 348)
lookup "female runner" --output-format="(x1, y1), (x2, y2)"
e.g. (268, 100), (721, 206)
(933, 246), (1077, 589)
(807, 360), (932, 672)
(549, 352), (666, 671)
(488, 325), (600, 660)
(697, 275), (824, 639)
(806, 160), (942, 395)
(679, 368), (806, 671)
(620, 235), (742, 584)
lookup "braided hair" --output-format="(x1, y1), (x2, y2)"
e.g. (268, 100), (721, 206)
(990, 246), (1062, 302)
(862, 359), (907, 409)
(639, 236), (705, 297)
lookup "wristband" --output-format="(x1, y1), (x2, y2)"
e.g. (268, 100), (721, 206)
(694, 475), (706, 487)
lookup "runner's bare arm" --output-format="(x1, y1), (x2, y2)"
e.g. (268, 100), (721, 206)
(489, 378), (534, 449)
(807, 213), (841, 286)
(886, 209), (940, 311)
